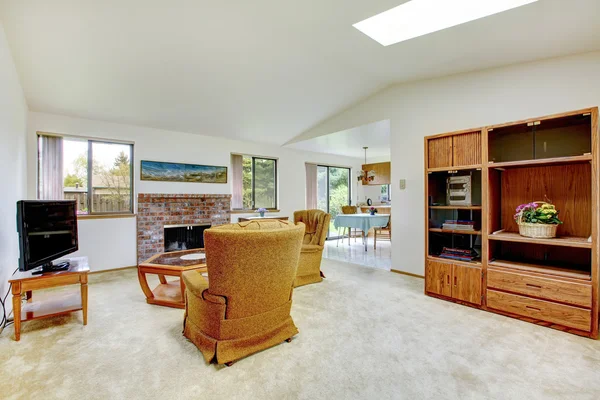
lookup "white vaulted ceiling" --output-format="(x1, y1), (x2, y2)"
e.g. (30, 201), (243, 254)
(287, 120), (390, 160)
(1, 0), (599, 145)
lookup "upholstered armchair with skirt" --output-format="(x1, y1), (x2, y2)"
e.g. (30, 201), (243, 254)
(181, 220), (305, 366)
(293, 209), (331, 287)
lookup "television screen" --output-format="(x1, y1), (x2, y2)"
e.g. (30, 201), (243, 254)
(17, 200), (78, 271)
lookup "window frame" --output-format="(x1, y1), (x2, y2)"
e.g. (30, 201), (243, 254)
(382, 184), (391, 201)
(234, 154), (278, 211)
(249, 156), (278, 210)
(37, 132), (135, 216)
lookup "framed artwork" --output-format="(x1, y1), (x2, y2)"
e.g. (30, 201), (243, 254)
(140, 160), (227, 183)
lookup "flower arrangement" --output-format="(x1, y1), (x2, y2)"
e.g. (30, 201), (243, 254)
(514, 202), (562, 224)
(256, 207), (268, 217)
(368, 206), (378, 216)
(514, 201), (562, 238)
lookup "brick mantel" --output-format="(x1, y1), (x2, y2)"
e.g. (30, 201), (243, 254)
(136, 193), (231, 264)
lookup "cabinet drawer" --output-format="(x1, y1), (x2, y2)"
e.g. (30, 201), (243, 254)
(487, 290), (591, 332)
(487, 269), (592, 308)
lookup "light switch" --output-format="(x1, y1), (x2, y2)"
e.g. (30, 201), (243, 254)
(399, 179), (406, 190)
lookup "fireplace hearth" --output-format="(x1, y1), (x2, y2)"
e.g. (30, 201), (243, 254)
(137, 194), (231, 264)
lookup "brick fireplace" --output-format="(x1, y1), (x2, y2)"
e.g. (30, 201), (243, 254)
(137, 194), (231, 264)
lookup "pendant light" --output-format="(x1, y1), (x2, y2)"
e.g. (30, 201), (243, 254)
(357, 147), (376, 182)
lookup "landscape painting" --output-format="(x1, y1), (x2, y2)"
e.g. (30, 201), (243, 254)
(141, 160), (227, 183)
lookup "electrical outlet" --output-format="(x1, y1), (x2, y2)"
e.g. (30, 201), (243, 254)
(399, 179), (406, 190)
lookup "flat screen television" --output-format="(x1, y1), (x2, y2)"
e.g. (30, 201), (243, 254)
(17, 200), (78, 273)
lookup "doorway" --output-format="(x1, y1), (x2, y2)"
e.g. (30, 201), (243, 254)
(317, 165), (350, 239)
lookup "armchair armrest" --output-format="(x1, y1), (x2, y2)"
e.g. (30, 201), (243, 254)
(182, 270), (209, 297)
(301, 244), (324, 253)
(203, 291), (226, 305)
(182, 270), (227, 305)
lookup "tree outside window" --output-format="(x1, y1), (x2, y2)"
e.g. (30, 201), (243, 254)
(42, 137), (134, 215)
(241, 156), (277, 209)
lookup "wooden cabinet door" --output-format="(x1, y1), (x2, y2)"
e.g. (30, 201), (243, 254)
(425, 259), (452, 297)
(428, 137), (453, 169)
(452, 264), (482, 305)
(361, 162), (391, 185)
(373, 162), (391, 185)
(452, 132), (481, 167)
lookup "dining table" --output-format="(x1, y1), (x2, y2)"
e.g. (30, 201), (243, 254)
(333, 213), (391, 251)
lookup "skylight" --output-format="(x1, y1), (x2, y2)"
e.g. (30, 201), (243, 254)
(353, 0), (538, 46)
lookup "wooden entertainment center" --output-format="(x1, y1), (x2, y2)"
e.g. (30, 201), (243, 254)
(424, 107), (599, 338)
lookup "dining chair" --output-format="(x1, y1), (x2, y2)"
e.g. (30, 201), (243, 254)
(374, 219), (391, 249)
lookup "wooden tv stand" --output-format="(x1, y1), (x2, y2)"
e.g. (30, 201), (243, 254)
(9, 257), (89, 341)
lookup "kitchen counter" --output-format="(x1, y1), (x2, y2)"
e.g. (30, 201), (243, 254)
(360, 205), (391, 210)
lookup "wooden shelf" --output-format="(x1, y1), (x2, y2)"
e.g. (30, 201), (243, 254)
(488, 154), (592, 169)
(21, 292), (82, 322)
(429, 205), (482, 210)
(489, 259), (591, 281)
(427, 164), (482, 173)
(429, 228), (481, 235)
(425, 107), (599, 339)
(428, 256), (481, 267)
(488, 231), (592, 249)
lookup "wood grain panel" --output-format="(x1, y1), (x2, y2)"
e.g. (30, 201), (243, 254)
(428, 137), (453, 169)
(453, 264), (482, 305)
(590, 106), (599, 339)
(488, 168), (502, 234)
(453, 131), (482, 166)
(487, 290), (591, 331)
(487, 269), (592, 308)
(500, 163), (592, 237)
(361, 162), (391, 185)
(425, 259), (452, 297)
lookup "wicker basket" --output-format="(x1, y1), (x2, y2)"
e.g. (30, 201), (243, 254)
(517, 222), (558, 238)
(516, 204), (558, 238)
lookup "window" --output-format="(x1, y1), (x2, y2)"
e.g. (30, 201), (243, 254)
(316, 165), (350, 239)
(231, 154), (277, 210)
(381, 184), (391, 202)
(38, 134), (134, 215)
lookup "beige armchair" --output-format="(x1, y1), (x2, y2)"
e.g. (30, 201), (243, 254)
(182, 220), (305, 365)
(293, 209), (331, 287)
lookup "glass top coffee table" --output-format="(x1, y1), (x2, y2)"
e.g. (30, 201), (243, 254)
(138, 249), (207, 309)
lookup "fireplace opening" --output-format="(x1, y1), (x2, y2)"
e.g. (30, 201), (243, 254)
(164, 224), (210, 253)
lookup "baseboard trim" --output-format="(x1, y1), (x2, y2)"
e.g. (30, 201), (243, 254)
(90, 265), (137, 274)
(391, 269), (424, 279)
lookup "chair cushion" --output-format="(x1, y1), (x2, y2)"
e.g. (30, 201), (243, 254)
(294, 210), (331, 246)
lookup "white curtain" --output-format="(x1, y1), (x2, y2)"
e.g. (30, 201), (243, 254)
(39, 135), (64, 200)
(305, 163), (317, 210)
(231, 154), (244, 209)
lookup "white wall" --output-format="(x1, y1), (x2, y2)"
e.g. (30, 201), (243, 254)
(27, 112), (363, 271)
(0, 22), (28, 314)
(300, 51), (600, 276)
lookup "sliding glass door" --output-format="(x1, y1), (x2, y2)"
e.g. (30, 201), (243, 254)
(317, 165), (351, 239)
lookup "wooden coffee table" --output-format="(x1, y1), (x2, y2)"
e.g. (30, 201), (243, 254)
(137, 249), (207, 309)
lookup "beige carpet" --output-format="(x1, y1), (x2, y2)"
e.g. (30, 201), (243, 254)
(1, 259), (600, 400)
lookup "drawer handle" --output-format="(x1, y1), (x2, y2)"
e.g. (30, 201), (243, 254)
(526, 306), (542, 312)
(526, 283), (542, 289)
(454, 276), (457, 287)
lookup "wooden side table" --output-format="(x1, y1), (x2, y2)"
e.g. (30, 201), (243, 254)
(9, 257), (89, 341)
